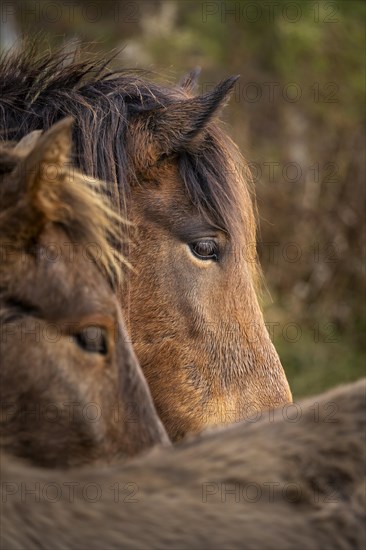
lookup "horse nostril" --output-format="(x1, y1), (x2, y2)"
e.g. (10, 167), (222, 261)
(74, 326), (108, 355)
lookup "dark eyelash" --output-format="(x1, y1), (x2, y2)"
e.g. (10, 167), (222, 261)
(2, 297), (41, 322)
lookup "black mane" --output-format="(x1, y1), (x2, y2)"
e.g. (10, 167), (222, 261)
(0, 46), (251, 237)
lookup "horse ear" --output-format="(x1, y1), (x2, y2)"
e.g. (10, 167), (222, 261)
(14, 130), (43, 154)
(16, 117), (73, 219)
(178, 67), (201, 94)
(133, 76), (239, 168)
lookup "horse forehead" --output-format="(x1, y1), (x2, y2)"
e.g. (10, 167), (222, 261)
(4, 229), (116, 318)
(41, 234), (112, 296)
(132, 164), (197, 225)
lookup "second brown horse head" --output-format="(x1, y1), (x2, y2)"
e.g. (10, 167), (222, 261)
(0, 119), (169, 468)
(125, 74), (292, 438)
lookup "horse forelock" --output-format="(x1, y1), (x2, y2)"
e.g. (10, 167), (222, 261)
(0, 45), (259, 283)
(0, 144), (127, 290)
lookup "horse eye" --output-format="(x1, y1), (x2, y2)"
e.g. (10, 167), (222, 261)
(189, 240), (219, 261)
(74, 326), (108, 355)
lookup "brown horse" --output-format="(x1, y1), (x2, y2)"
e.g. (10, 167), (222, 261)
(1, 379), (364, 549)
(0, 118), (168, 468)
(0, 46), (291, 440)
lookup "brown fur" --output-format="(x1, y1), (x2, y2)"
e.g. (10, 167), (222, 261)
(1, 379), (365, 549)
(0, 119), (169, 468)
(0, 46), (292, 440)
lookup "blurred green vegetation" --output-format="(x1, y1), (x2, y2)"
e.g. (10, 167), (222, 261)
(3, 0), (365, 397)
